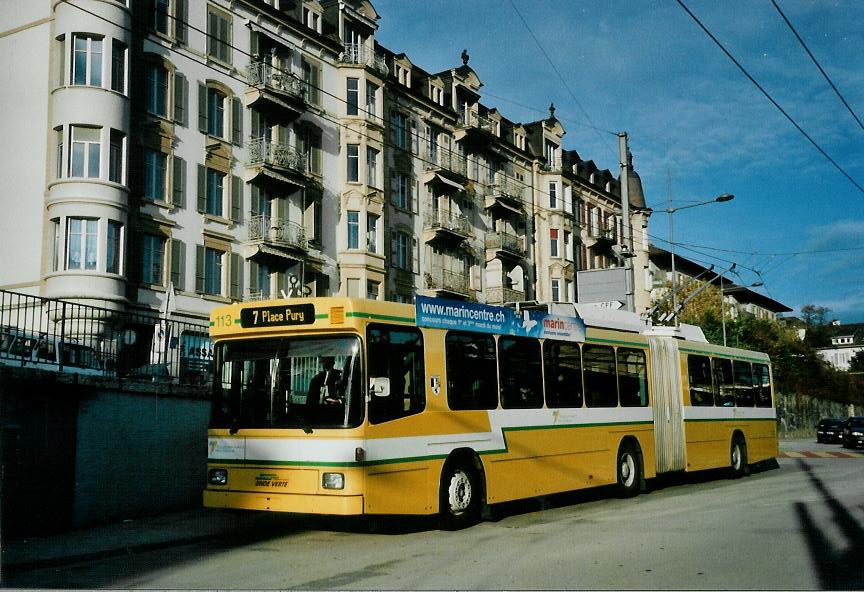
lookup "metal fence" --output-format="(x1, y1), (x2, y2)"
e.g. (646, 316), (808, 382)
(0, 290), (212, 386)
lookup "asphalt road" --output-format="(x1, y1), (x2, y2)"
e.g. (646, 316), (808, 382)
(6, 442), (864, 590)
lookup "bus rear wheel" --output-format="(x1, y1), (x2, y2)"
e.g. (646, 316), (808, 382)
(616, 444), (642, 498)
(439, 462), (481, 530)
(730, 435), (750, 478)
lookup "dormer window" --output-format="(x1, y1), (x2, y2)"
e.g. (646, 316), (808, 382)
(397, 65), (411, 88)
(513, 132), (526, 151)
(430, 85), (444, 106)
(303, 6), (322, 33)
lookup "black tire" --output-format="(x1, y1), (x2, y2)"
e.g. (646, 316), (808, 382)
(616, 444), (642, 498)
(439, 462), (482, 530)
(730, 435), (750, 478)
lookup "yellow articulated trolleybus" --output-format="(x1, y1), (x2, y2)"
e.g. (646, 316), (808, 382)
(204, 296), (778, 528)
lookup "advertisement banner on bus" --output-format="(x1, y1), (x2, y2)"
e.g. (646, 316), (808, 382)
(415, 296), (585, 342)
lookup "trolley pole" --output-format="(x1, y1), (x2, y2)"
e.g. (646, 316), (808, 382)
(618, 132), (635, 313)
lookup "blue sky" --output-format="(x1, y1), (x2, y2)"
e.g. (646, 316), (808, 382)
(373, 0), (864, 323)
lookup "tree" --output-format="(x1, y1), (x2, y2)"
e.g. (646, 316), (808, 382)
(850, 350), (864, 374)
(800, 304), (832, 348)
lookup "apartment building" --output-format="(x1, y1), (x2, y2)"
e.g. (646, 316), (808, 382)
(0, 0), (646, 323)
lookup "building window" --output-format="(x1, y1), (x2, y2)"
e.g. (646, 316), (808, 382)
(207, 8), (232, 64)
(143, 148), (167, 201)
(72, 34), (102, 86)
(396, 231), (410, 270)
(347, 144), (359, 182)
(366, 147), (378, 187)
(66, 218), (98, 270)
(55, 127), (64, 179)
(549, 182), (558, 208)
(550, 229), (559, 257)
(106, 221), (123, 274)
(551, 279), (560, 302)
(395, 174), (410, 210)
(392, 111), (408, 149)
(203, 247), (224, 295)
(347, 211), (359, 249)
(366, 280), (379, 300)
(302, 58), (320, 105)
(51, 219), (60, 271)
(207, 87), (226, 138)
(154, 0), (170, 34)
(111, 40), (126, 94)
(109, 130), (125, 184)
(366, 81), (378, 119)
(206, 169), (224, 216)
(141, 234), (166, 284)
(70, 126), (100, 178)
(346, 77), (359, 116)
(367, 214), (378, 253)
(146, 62), (168, 117)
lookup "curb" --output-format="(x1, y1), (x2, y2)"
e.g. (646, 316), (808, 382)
(778, 451), (864, 459)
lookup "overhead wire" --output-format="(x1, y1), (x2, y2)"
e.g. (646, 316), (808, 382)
(676, 0), (864, 196)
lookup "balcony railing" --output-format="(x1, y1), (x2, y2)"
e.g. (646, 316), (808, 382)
(247, 138), (307, 174)
(458, 111), (499, 136)
(486, 286), (525, 305)
(491, 175), (525, 201)
(485, 231), (525, 257)
(340, 43), (388, 75)
(540, 157), (564, 173)
(246, 62), (306, 102)
(425, 269), (469, 295)
(425, 148), (468, 178)
(423, 209), (471, 237)
(247, 215), (308, 250)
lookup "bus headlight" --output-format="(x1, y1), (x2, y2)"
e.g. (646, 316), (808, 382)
(208, 469), (228, 486)
(322, 472), (345, 490)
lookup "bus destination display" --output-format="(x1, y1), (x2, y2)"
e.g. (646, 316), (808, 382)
(240, 304), (315, 328)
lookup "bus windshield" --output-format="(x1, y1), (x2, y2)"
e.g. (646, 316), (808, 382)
(212, 335), (363, 430)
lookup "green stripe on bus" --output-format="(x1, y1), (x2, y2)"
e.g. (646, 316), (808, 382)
(345, 312), (415, 323)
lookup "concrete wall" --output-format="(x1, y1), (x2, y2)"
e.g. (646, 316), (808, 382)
(0, 366), (210, 538)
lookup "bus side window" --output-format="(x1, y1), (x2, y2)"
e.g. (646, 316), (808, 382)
(754, 363), (772, 408)
(543, 340), (583, 408)
(445, 331), (498, 411)
(713, 358), (734, 406)
(583, 345), (617, 408)
(367, 324), (425, 424)
(618, 348), (648, 407)
(687, 355), (714, 406)
(733, 361), (755, 407)
(499, 336), (542, 409)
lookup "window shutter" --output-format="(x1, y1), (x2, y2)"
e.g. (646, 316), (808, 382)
(250, 109), (260, 141)
(389, 229), (397, 268)
(277, 271), (287, 297)
(231, 96), (243, 146)
(412, 237), (419, 274)
(249, 260), (259, 293)
(126, 232), (141, 282)
(175, 0), (188, 45)
(230, 253), (242, 301)
(410, 120), (418, 154)
(172, 156), (185, 208)
(250, 184), (260, 217)
(170, 238), (185, 291)
(195, 245), (205, 293)
(196, 164), (206, 213)
(412, 178), (419, 214)
(173, 72), (187, 125)
(197, 82), (207, 133)
(231, 175), (242, 223)
(311, 138), (322, 174)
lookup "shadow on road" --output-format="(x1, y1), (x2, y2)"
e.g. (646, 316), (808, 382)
(794, 458), (864, 590)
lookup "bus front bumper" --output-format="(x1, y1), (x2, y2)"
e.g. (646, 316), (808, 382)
(203, 489), (364, 515)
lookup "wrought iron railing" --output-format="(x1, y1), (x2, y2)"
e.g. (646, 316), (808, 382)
(247, 138), (308, 174)
(425, 269), (469, 295)
(340, 43), (388, 75)
(0, 289), (211, 385)
(458, 111), (499, 136)
(423, 209), (471, 236)
(485, 231), (526, 257)
(247, 215), (308, 249)
(425, 148), (468, 177)
(246, 62), (306, 101)
(491, 174), (525, 201)
(486, 286), (525, 305)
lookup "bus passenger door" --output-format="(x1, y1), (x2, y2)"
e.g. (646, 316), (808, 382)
(648, 337), (685, 473)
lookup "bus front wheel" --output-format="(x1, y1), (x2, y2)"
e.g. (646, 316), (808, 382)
(616, 444), (642, 498)
(439, 462), (481, 530)
(730, 435), (750, 478)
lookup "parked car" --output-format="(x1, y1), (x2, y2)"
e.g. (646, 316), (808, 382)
(815, 417), (846, 444)
(841, 417), (864, 449)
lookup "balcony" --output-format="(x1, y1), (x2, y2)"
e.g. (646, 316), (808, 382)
(581, 226), (615, 250)
(486, 286), (525, 305)
(246, 215), (308, 264)
(424, 148), (468, 180)
(455, 111), (499, 147)
(424, 269), (470, 299)
(423, 210), (471, 243)
(246, 138), (308, 191)
(485, 175), (526, 215)
(540, 157), (564, 173)
(245, 62), (306, 119)
(485, 231), (526, 261)
(340, 43), (388, 76)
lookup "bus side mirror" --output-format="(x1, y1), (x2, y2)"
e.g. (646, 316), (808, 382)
(369, 376), (390, 398)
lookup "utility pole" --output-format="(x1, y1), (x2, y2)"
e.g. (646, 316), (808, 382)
(618, 132), (635, 313)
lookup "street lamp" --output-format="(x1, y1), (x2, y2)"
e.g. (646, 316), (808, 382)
(663, 193), (734, 326)
(720, 276), (763, 346)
